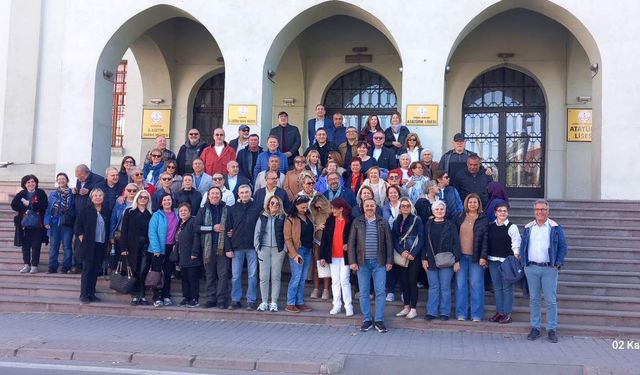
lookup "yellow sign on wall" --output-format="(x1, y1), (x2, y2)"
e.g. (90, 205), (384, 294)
(567, 108), (592, 142)
(406, 105), (439, 126)
(142, 109), (171, 138)
(228, 105), (257, 125)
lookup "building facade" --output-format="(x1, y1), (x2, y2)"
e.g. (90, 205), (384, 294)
(0, 0), (635, 199)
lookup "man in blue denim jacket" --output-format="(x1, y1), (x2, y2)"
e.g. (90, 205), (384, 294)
(519, 199), (568, 343)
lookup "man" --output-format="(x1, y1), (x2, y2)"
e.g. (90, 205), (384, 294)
(194, 186), (232, 309)
(191, 158), (213, 196)
(177, 128), (208, 175)
(201, 173), (235, 208)
(224, 160), (250, 198)
(254, 155), (285, 191)
(95, 167), (124, 211)
(151, 172), (175, 211)
(439, 133), (491, 186)
(229, 125), (250, 153)
(254, 170), (291, 212)
(71, 164), (104, 274)
(237, 134), (262, 182)
(228, 185), (261, 310)
(306, 104), (332, 147)
(144, 135), (176, 164)
(453, 154), (493, 207)
(348, 198), (393, 333)
(253, 135), (288, 180)
(369, 131), (397, 171)
(520, 199), (568, 344)
(269, 111), (301, 168)
(323, 171), (357, 207)
(200, 128), (236, 176)
(339, 126), (359, 168)
(325, 112), (347, 146)
(304, 128), (338, 167)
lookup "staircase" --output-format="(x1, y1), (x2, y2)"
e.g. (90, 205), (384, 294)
(0, 198), (639, 338)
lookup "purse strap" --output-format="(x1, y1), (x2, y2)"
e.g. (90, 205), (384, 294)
(427, 222), (436, 259)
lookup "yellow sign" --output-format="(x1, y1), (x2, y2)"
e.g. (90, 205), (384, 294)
(567, 108), (592, 142)
(228, 105), (257, 125)
(142, 109), (171, 138)
(406, 105), (439, 126)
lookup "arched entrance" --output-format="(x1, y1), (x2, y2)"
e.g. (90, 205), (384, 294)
(462, 67), (545, 198)
(323, 68), (398, 131)
(192, 72), (225, 143)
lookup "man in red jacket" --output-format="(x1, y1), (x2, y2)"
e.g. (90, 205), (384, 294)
(200, 128), (236, 176)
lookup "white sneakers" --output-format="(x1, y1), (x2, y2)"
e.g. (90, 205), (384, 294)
(19, 265), (30, 273)
(329, 306), (342, 315)
(396, 307), (410, 317)
(385, 293), (395, 302)
(257, 302), (269, 312)
(163, 298), (173, 306)
(406, 309), (418, 319)
(30, 266), (39, 273)
(269, 303), (278, 312)
(345, 306), (354, 317)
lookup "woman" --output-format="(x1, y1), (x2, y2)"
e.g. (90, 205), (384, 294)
(44, 172), (75, 274)
(392, 198), (425, 320)
(420, 149), (439, 180)
(359, 114), (383, 149)
(174, 174), (202, 217)
(487, 202), (521, 324)
(405, 162), (428, 203)
(254, 195), (287, 312)
(454, 193), (489, 322)
(414, 180), (439, 224)
(342, 157), (365, 196)
(434, 170), (462, 219)
(326, 151), (346, 175)
(353, 185), (382, 218)
(143, 148), (165, 185)
(382, 185), (402, 228)
(12, 174), (48, 273)
(319, 198), (354, 316)
(315, 160), (344, 194)
(306, 149), (322, 179)
(422, 200), (461, 321)
(390, 154), (412, 186)
(176, 202), (202, 308)
(74, 188), (111, 304)
(118, 156), (136, 186)
(284, 156), (307, 202)
(485, 181), (509, 223)
(148, 193), (179, 307)
(129, 166), (157, 195)
(119, 189), (152, 305)
(284, 195), (314, 313)
(155, 159), (182, 193)
(402, 133), (423, 164)
(358, 166), (388, 207)
(384, 111), (410, 158)
(355, 141), (376, 174)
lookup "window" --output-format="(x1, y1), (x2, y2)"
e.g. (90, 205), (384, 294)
(111, 61), (127, 147)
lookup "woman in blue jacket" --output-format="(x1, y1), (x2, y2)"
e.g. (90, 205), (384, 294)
(148, 192), (179, 307)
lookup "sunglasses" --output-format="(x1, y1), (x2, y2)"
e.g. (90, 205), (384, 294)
(188, 133), (199, 136)
(151, 154), (162, 158)
(214, 134), (225, 137)
(124, 160), (134, 164)
(161, 177), (172, 181)
(304, 182), (314, 185)
(295, 161), (306, 164)
(166, 165), (176, 169)
(269, 201), (280, 206)
(138, 196), (149, 200)
(133, 173), (142, 176)
(212, 177), (223, 181)
(373, 137), (384, 140)
(400, 204), (412, 208)
(388, 175), (399, 180)
(408, 138), (417, 141)
(241, 129), (250, 132)
(126, 189), (138, 193)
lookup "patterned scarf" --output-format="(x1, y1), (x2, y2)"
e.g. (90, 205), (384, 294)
(202, 204), (227, 264)
(53, 187), (71, 216)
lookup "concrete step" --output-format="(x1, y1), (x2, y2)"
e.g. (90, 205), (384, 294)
(563, 257), (640, 272)
(559, 270), (640, 284)
(484, 292), (640, 312)
(509, 214), (640, 228)
(562, 246), (640, 261)
(548, 225), (640, 237)
(509, 199), (640, 210)
(557, 281), (640, 298)
(508, 207), (640, 219)
(564, 235), (640, 248)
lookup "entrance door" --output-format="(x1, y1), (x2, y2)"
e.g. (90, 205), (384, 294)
(462, 67), (545, 198)
(324, 68), (398, 130)
(193, 73), (225, 143)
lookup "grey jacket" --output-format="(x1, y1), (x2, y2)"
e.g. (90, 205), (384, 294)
(347, 215), (393, 267)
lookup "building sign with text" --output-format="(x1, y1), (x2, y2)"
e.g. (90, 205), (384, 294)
(228, 105), (257, 125)
(567, 108), (592, 142)
(142, 109), (170, 138)
(406, 105), (439, 126)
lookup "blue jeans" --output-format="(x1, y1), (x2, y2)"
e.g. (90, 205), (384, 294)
(525, 265), (559, 330)
(427, 267), (453, 317)
(489, 260), (514, 314)
(49, 223), (73, 271)
(231, 249), (258, 303)
(356, 260), (387, 322)
(455, 255), (485, 320)
(287, 247), (312, 305)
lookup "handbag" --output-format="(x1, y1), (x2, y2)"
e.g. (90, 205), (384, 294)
(21, 209), (39, 228)
(144, 256), (164, 288)
(500, 255), (524, 283)
(427, 225), (456, 269)
(109, 256), (137, 293)
(58, 212), (74, 227)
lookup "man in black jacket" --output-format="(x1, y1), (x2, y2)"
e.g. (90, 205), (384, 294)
(176, 129), (208, 175)
(229, 125), (250, 152)
(454, 154), (493, 207)
(439, 133), (492, 187)
(227, 185), (262, 310)
(304, 128), (338, 167)
(225, 160), (250, 199)
(71, 164), (104, 274)
(269, 111), (301, 168)
(369, 131), (397, 171)
(237, 134), (262, 181)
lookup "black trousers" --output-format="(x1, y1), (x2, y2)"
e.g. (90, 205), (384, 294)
(181, 266), (201, 301)
(22, 228), (43, 266)
(205, 254), (229, 306)
(152, 247), (176, 301)
(399, 258), (420, 308)
(138, 252), (152, 299)
(80, 242), (106, 299)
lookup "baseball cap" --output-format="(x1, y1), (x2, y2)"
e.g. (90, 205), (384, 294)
(453, 133), (465, 142)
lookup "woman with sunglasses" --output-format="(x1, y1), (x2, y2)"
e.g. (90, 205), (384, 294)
(284, 156), (307, 202)
(402, 133), (424, 164)
(142, 148), (165, 185)
(254, 195), (287, 312)
(128, 166), (156, 195)
(152, 172), (176, 211)
(119, 189), (152, 305)
(284, 195), (314, 313)
(118, 156), (136, 186)
(155, 160), (182, 193)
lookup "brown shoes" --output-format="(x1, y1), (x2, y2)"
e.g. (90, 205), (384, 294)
(489, 313), (503, 322)
(285, 305), (300, 313)
(498, 313), (512, 324)
(296, 304), (312, 312)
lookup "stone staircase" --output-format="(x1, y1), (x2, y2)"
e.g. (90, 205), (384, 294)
(0, 199), (639, 338)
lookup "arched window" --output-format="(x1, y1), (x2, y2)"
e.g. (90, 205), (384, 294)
(324, 69), (397, 130)
(463, 67), (545, 197)
(193, 72), (225, 143)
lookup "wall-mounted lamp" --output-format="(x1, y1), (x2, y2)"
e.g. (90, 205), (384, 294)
(398, 67), (403, 73)
(102, 69), (114, 81)
(267, 69), (276, 81)
(577, 96), (592, 103)
(590, 63), (599, 77)
(149, 98), (165, 105)
(445, 65), (451, 74)
(282, 98), (295, 106)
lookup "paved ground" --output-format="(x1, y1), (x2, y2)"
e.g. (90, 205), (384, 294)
(0, 312), (638, 374)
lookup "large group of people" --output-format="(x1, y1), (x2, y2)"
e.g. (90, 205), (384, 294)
(11, 107), (568, 342)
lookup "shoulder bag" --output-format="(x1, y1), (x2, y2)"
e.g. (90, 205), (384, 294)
(21, 205), (40, 229)
(394, 217), (418, 268)
(428, 223), (456, 269)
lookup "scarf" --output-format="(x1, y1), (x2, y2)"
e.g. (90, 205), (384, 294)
(202, 204), (227, 264)
(391, 124), (401, 133)
(53, 187), (71, 216)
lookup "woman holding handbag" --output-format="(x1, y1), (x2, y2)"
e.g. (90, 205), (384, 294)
(392, 197), (425, 320)
(44, 172), (75, 274)
(148, 193), (179, 307)
(422, 200), (461, 321)
(119, 189), (152, 305)
(12, 174), (49, 274)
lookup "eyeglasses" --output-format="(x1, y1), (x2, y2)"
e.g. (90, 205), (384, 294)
(269, 201), (280, 207)
(166, 165), (176, 169)
(496, 209), (508, 213)
(214, 134), (225, 137)
(388, 175), (399, 180)
(161, 177), (172, 181)
(241, 129), (250, 132)
(400, 204), (411, 208)
(188, 133), (199, 136)
(534, 208), (548, 212)
(138, 196), (149, 200)
(151, 154), (162, 158)
(133, 173), (142, 176)
(373, 137), (384, 140)
(126, 189), (138, 193)
(212, 177), (223, 181)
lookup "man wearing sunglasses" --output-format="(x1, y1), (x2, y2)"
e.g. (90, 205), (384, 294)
(229, 124), (251, 153)
(177, 129), (208, 175)
(200, 128), (236, 177)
